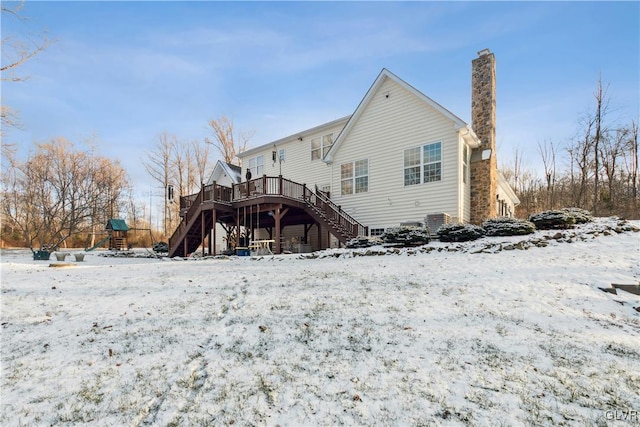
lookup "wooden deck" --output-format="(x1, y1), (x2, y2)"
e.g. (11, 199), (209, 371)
(168, 175), (368, 257)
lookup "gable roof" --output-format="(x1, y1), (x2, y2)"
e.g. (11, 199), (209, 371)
(237, 115), (351, 160)
(324, 68), (470, 163)
(498, 172), (521, 206)
(207, 160), (242, 184)
(106, 219), (129, 231)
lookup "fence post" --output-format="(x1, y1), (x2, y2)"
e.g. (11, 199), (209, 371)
(263, 174), (267, 195)
(212, 181), (217, 201)
(278, 175), (283, 195)
(303, 183), (307, 201)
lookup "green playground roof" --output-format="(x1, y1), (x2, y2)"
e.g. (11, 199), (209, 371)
(106, 219), (129, 231)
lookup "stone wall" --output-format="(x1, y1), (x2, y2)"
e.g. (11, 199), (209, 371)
(470, 49), (498, 224)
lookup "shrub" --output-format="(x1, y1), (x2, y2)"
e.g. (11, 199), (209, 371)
(436, 223), (485, 242)
(561, 207), (592, 224)
(346, 236), (379, 249)
(482, 217), (536, 236)
(528, 210), (576, 230)
(381, 226), (431, 247)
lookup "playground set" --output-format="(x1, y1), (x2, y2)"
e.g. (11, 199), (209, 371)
(31, 219), (158, 260)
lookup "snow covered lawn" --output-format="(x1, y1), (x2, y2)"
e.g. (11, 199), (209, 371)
(2, 218), (639, 426)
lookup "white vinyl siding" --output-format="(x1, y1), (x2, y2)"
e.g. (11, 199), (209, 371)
(236, 118), (348, 193)
(329, 77), (460, 229)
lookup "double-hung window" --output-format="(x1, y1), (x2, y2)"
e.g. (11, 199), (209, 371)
(248, 155), (264, 177)
(341, 159), (369, 195)
(311, 133), (334, 161)
(403, 141), (442, 186)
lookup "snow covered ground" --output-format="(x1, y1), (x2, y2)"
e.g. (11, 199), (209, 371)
(1, 217), (639, 426)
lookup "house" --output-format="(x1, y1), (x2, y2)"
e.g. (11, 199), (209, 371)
(169, 49), (519, 257)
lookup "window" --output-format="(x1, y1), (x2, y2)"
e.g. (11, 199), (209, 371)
(403, 141), (442, 186)
(341, 159), (368, 195)
(279, 148), (285, 162)
(463, 144), (469, 184)
(248, 155), (264, 177)
(311, 133), (334, 160)
(370, 228), (385, 237)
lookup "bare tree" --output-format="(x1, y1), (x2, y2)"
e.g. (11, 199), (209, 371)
(620, 121), (638, 216)
(1, 1), (53, 144)
(567, 115), (595, 209)
(170, 140), (197, 233)
(591, 77), (610, 215)
(143, 132), (177, 237)
(205, 115), (253, 165)
(537, 139), (557, 209)
(1, 137), (128, 249)
(192, 139), (214, 186)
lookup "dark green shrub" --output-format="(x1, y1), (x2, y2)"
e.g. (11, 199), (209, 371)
(381, 226), (431, 247)
(436, 224), (485, 242)
(529, 210), (576, 229)
(346, 236), (379, 248)
(482, 217), (536, 236)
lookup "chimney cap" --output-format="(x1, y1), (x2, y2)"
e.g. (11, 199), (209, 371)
(477, 48), (491, 57)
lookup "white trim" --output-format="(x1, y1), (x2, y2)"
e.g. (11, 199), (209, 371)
(324, 68), (468, 164)
(403, 141), (443, 186)
(498, 171), (520, 206)
(237, 115), (350, 159)
(207, 160), (242, 185)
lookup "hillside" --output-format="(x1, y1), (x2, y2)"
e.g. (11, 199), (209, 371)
(1, 217), (639, 426)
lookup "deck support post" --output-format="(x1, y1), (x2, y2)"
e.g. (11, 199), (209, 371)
(201, 212), (205, 256)
(275, 206), (281, 254)
(236, 208), (241, 251)
(211, 208), (216, 255)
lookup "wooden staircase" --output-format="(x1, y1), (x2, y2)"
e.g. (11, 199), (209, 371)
(303, 187), (365, 244)
(168, 176), (367, 257)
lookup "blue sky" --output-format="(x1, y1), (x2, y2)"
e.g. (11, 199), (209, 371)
(3, 1), (639, 202)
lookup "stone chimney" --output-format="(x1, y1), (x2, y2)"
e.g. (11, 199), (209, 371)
(469, 48), (498, 224)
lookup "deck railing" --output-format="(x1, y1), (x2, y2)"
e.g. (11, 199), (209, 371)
(172, 175), (367, 248)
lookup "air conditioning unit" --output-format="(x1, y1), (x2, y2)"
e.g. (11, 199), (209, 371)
(426, 213), (451, 234)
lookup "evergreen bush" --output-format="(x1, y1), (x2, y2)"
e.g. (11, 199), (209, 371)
(381, 226), (431, 247)
(346, 236), (378, 249)
(528, 210), (576, 229)
(482, 217), (536, 236)
(436, 223), (485, 242)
